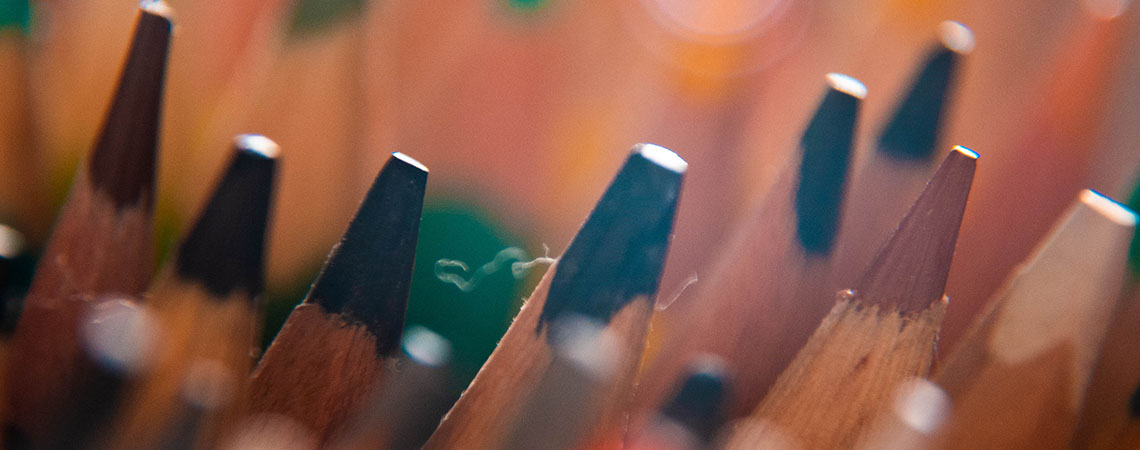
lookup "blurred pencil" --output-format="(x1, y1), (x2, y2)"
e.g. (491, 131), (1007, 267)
(111, 135), (277, 448)
(247, 152), (427, 442)
(422, 144), (685, 450)
(636, 74), (863, 419)
(0, 1), (47, 241)
(942, 3), (1133, 352)
(1071, 176), (1140, 450)
(932, 190), (1135, 449)
(625, 357), (730, 450)
(4, 4), (171, 441)
(328, 327), (454, 450)
(830, 21), (972, 288)
(724, 146), (975, 449)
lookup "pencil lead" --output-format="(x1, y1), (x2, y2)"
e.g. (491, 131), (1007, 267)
(878, 21), (973, 160)
(176, 135), (278, 299)
(660, 357), (730, 443)
(796, 73), (863, 254)
(1131, 379), (1140, 417)
(87, 2), (172, 210)
(856, 146), (976, 313)
(306, 152), (428, 356)
(538, 143), (685, 335)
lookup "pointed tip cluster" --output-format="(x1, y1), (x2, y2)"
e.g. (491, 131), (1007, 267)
(856, 146), (977, 313)
(87, 4), (172, 210)
(307, 152), (429, 356)
(176, 135), (278, 299)
(796, 75), (863, 255)
(661, 356), (730, 442)
(878, 22), (971, 160)
(538, 144), (685, 335)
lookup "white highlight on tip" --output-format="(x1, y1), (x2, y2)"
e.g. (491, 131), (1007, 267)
(140, 0), (174, 18)
(639, 144), (688, 173)
(952, 145), (979, 160)
(403, 326), (451, 368)
(1080, 189), (1138, 227)
(939, 21), (976, 54)
(893, 379), (951, 434)
(235, 134), (280, 158)
(0, 224), (24, 259)
(826, 73), (868, 99)
(394, 152), (429, 172)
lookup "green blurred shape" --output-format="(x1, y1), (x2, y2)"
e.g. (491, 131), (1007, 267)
(1128, 178), (1140, 275)
(287, 0), (363, 37)
(406, 198), (526, 389)
(506, 0), (549, 12)
(0, 0), (29, 32)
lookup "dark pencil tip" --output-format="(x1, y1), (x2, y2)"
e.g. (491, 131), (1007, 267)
(660, 356), (730, 443)
(1130, 378), (1140, 417)
(878, 21), (972, 160)
(175, 135), (278, 300)
(87, 3), (172, 210)
(796, 74), (863, 254)
(538, 144), (685, 335)
(856, 146), (977, 313)
(306, 152), (429, 356)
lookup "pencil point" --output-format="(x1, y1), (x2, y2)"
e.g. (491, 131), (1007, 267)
(176, 136), (278, 299)
(87, 4), (172, 210)
(538, 144), (684, 334)
(307, 152), (428, 356)
(856, 146), (976, 312)
(661, 357), (730, 442)
(796, 75), (862, 254)
(878, 23), (970, 160)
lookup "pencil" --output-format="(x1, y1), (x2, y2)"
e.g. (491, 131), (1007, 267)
(723, 146), (975, 449)
(636, 73), (863, 419)
(932, 189), (1136, 449)
(110, 134), (278, 449)
(327, 326), (454, 450)
(829, 21), (972, 288)
(422, 143), (685, 450)
(247, 151), (428, 442)
(4, 3), (171, 442)
(625, 356), (730, 450)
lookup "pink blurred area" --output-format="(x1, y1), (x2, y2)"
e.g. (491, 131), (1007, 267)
(15, 0), (1140, 348)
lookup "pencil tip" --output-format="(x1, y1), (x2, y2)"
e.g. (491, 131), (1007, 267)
(538, 144), (684, 335)
(661, 356), (730, 442)
(796, 75), (862, 254)
(1131, 379), (1140, 417)
(856, 146), (976, 312)
(176, 135), (278, 299)
(307, 152), (429, 356)
(87, 4), (172, 210)
(878, 23), (970, 160)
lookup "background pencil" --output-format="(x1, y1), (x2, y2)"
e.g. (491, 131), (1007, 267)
(829, 22), (972, 289)
(110, 135), (277, 449)
(247, 152), (428, 443)
(422, 144), (685, 450)
(637, 74), (863, 419)
(932, 190), (1136, 449)
(724, 146), (975, 450)
(4, 4), (171, 442)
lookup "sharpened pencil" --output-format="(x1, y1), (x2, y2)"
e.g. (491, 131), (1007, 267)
(4, 3), (171, 442)
(829, 21), (972, 289)
(247, 152), (428, 443)
(422, 143), (685, 450)
(636, 74), (863, 420)
(932, 189), (1136, 449)
(109, 134), (278, 449)
(723, 146), (975, 449)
